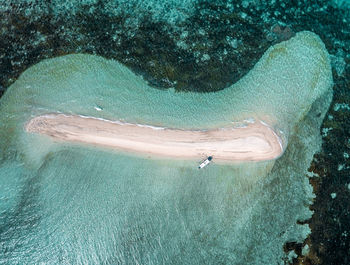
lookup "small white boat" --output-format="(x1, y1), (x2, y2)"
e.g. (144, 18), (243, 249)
(198, 156), (213, 169)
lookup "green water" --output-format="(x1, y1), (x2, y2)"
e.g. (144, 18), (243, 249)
(0, 32), (332, 264)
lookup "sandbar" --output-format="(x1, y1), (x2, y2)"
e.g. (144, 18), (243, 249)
(25, 114), (284, 162)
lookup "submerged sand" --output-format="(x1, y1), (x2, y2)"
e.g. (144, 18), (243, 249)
(25, 114), (284, 162)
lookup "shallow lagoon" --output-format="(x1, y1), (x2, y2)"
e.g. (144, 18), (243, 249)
(0, 32), (332, 264)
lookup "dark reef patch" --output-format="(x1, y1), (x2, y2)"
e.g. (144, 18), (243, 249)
(1, 1), (348, 93)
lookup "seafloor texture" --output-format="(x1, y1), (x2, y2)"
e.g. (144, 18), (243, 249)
(0, 1), (349, 264)
(0, 31), (333, 264)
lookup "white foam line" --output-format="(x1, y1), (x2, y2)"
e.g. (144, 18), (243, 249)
(243, 118), (256, 123)
(44, 113), (167, 131)
(272, 129), (284, 151)
(28, 113), (284, 161)
(259, 120), (284, 151)
(259, 120), (269, 127)
(38, 114), (284, 139)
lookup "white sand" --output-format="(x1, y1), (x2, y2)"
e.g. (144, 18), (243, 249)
(25, 114), (284, 162)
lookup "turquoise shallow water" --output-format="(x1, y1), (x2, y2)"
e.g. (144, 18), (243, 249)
(0, 32), (332, 264)
(0, 32), (331, 133)
(0, 143), (314, 264)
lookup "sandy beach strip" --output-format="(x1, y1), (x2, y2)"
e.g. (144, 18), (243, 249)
(25, 114), (284, 162)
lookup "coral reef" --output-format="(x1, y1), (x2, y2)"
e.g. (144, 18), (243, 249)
(0, 0), (349, 264)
